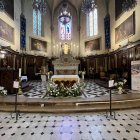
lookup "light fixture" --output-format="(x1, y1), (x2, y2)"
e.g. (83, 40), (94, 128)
(122, 0), (137, 12)
(0, 0), (5, 12)
(81, 0), (97, 14)
(32, 0), (47, 15)
(58, 1), (72, 25)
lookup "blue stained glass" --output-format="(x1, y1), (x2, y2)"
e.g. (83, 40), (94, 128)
(33, 9), (37, 35)
(33, 0), (42, 37)
(59, 19), (72, 40)
(38, 11), (41, 36)
(66, 22), (71, 40)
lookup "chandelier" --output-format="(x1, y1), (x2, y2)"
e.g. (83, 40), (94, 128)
(32, 0), (47, 15)
(0, 0), (5, 11)
(81, 0), (97, 14)
(58, 1), (72, 25)
(122, 0), (137, 12)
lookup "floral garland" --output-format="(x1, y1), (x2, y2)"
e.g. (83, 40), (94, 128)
(44, 81), (85, 98)
(0, 86), (7, 96)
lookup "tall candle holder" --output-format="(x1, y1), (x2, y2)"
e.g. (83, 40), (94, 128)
(18, 68), (22, 95)
(18, 77), (23, 95)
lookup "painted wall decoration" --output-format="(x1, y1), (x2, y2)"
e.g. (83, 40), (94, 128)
(30, 37), (47, 52)
(104, 14), (111, 49)
(85, 38), (100, 52)
(0, 18), (14, 43)
(115, 12), (135, 43)
(20, 13), (26, 49)
(131, 60), (140, 91)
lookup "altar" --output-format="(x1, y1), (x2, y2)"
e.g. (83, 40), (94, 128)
(51, 75), (80, 83)
(52, 43), (80, 75)
(51, 75), (80, 87)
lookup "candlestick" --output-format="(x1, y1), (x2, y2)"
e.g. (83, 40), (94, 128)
(18, 68), (22, 95)
(19, 68), (21, 77)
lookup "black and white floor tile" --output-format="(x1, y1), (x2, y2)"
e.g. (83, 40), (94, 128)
(23, 80), (131, 99)
(0, 109), (140, 140)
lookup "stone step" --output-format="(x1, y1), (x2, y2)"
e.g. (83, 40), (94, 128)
(0, 99), (140, 113)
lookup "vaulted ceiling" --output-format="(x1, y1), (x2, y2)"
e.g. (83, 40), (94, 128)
(46, 0), (109, 15)
(46, 0), (83, 13)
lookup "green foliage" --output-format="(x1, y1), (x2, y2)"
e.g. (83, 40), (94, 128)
(44, 81), (85, 98)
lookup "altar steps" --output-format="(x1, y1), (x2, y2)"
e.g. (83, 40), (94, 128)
(0, 94), (140, 113)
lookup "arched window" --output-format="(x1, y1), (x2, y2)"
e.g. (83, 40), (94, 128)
(59, 20), (72, 40)
(86, 8), (98, 37)
(33, 5), (42, 36)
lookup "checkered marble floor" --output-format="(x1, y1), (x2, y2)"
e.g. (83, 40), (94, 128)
(0, 109), (140, 140)
(23, 80), (132, 99)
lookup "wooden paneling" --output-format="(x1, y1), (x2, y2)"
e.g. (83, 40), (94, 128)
(0, 70), (18, 94)
(135, 45), (140, 60)
(0, 47), (49, 93)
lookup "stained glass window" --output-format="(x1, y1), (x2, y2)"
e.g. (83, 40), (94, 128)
(33, 9), (37, 35)
(38, 11), (41, 36)
(86, 8), (98, 37)
(59, 19), (72, 40)
(33, 4), (42, 36)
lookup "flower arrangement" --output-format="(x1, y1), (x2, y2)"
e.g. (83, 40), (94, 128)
(0, 86), (7, 96)
(79, 71), (86, 79)
(114, 79), (127, 94)
(43, 81), (85, 98)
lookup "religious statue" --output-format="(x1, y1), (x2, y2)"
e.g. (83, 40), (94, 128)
(62, 43), (70, 55)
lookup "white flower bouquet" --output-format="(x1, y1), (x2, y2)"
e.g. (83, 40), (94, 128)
(114, 79), (127, 94)
(44, 81), (85, 97)
(0, 86), (7, 96)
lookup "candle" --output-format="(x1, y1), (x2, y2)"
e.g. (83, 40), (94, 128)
(19, 68), (21, 77)
(48, 72), (50, 79)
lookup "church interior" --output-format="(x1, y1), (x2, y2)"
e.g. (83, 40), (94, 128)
(0, 0), (140, 139)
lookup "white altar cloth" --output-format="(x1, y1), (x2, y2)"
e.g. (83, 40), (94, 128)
(51, 75), (80, 83)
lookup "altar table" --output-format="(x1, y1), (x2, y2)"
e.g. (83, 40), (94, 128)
(51, 75), (80, 83)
